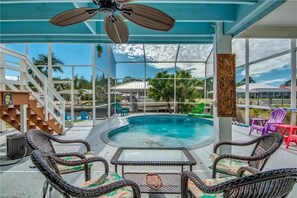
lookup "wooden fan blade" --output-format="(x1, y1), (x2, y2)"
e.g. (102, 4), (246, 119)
(50, 8), (98, 26)
(104, 15), (129, 44)
(121, 4), (175, 31)
(114, 0), (134, 3)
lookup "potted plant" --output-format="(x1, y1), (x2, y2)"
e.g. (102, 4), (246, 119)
(96, 44), (103, 57)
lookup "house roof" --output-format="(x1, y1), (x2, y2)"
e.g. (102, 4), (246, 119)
(112, 81), (149, 91)
(112, 81), (203, 92)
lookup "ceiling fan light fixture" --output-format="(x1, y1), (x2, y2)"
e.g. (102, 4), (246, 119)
(50, 0), (175, 43)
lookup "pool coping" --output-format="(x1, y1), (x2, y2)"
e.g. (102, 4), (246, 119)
(100, 114), (213, 150)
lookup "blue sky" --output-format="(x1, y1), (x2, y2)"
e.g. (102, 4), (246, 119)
(4, 40), (292, 87)
(236, 64), (291, 85)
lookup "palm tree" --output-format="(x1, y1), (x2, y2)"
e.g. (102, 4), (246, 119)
(237, 77), (256, 86)
(175, 70), (202, 112)
(148, 70), (202, 113)
(148, 71), (174, 113)
(32, 53), (64, 76)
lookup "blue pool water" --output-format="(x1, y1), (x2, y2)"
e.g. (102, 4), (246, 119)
(107, 115), (213, 148)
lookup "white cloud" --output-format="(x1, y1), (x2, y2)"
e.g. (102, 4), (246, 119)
(148, 63), (175, 69)
(112, 39), (291, 79)
(176, 62), (206, 78)
(112, 44), (212, 75)
(249, 54), (290, 75)
(232, 39), (291, 73)
(232, 39), (245, 66)
(177, 44), (213, 61)
(5, 76), (18, 81)
(249, 39), (290, 62)
(111, 44), (144, 61)
(260, 78), (287, 85)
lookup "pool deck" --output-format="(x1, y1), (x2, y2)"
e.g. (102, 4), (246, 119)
(0, 115), (296, 198)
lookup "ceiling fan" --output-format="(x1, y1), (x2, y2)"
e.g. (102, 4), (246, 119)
(50, 0), (175, 43)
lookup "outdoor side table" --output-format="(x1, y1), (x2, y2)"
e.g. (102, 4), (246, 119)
(110, 147), (196, 194)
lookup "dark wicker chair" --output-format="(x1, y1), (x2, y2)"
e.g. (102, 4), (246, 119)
(181, 167), (297, 198)
(26, 129), (96, 197)
(31, 149), (141, 198)
(26, 129), (94, 180)
(210, 132), (283, 178)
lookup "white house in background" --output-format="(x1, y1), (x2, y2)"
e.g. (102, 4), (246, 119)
(111, 81), (150, 100)
(236, 83), (290, 98)
(208, 83), (291, 101)
(236, 83), (290, 99)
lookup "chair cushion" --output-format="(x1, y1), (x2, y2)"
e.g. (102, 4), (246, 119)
(57, 151), (94, 174)
(209, 153), (250, 176)
(188, 177), (234, 198)
(82, 172), (133, 198)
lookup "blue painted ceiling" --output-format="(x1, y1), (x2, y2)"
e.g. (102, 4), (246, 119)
(0, 0), (285, 44)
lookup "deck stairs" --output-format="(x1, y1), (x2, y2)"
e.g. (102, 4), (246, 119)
(0, 47), (65, 134)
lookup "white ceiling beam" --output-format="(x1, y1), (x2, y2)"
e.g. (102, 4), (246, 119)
(0, 0), (256, 4)
(238, 27), (297, 38)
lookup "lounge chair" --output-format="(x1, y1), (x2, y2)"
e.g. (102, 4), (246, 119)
(80, 111), (89, 120)
(31, 149), (141, 198)
(181, 167), (297, 198)
(65, 113), (78, 121)
(115, 102), (129, 116)
(188, 103), (213, 118)
(249, 108), (287, 135)
(191, 103), (205, 114)
(209, 132), (283, 178)
(65, 113), (71, 121)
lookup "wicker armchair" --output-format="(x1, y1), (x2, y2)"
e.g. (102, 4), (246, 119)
(31, 149), (141, 198)
(210, 132), (283, 178)
(181, 167), (297, 198)
(26, 129), (94, 179)
(26, 129), (96, 197)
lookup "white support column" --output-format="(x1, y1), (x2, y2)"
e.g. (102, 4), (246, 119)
(26, 43), (29, 56)
(108, 44), (111, 118)
(174, 45), (180, 114)
(143, 44), (147, 114)
(0, 44), (5, 89)
(47, 44), (53, 117)
(20, 59), (27, 132)
(174, 67), (177, 114)
(213, 22), (233, 154)
(245, 39), (250, 125)
(291, 39), (296, 125)
(0, 44), (6, 132)
(92, 44), (96, 126)
(204, 63), (207, 99)
(48, 44), (52, 81)
(20, 105), (27, 133)
(71, 66), (74, 127)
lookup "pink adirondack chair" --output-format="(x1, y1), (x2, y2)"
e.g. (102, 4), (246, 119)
(249, 108), (287, 136)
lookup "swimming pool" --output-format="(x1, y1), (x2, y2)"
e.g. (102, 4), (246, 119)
(103, 115), (213, 149)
